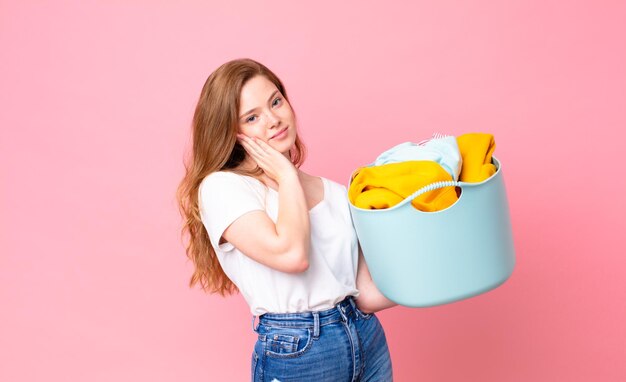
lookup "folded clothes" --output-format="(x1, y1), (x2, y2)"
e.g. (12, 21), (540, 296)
(456, 133), (497, 183)
(348, 160), (458, 212)
(374, 135), (462, 181)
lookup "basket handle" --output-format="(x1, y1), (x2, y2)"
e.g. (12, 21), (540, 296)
(396, 180), (463, 208)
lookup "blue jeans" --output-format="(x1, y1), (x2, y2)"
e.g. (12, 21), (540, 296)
(251, 296), (393, 381)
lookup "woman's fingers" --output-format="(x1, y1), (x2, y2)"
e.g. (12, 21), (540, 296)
(253, 138), (272, 156)
(239, 135), (265, 158)
(253, 138), (280, 156)
(240, 135), (278, 158)
(237, 133), (295, 183)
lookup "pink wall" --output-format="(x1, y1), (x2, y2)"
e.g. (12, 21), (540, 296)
(2, 1), (625, 380)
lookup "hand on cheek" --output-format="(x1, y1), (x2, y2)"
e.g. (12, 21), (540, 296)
(236, 133), (296, 183)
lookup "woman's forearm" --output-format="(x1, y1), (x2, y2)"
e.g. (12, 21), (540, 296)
(275, 173), (311, 270)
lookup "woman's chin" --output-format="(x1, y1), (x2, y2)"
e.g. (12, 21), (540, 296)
(270, 138), (295, 155)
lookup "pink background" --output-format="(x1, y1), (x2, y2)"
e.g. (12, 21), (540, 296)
(2, 1), (625, 380)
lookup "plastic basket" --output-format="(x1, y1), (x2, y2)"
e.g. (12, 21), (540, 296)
(348, 156), (515, 307)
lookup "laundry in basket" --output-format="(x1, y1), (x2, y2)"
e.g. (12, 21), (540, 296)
(347, 133), (515, 307)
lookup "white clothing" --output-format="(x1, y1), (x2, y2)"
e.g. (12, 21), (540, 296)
(198, 171), (360, 316)
(374, 135), (463, 180)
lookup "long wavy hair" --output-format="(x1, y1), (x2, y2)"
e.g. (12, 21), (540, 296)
(176, 58), (307, 295)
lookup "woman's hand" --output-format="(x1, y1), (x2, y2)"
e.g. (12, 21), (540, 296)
(237, 134), (298, 184)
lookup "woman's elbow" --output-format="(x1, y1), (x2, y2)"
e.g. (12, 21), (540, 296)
(287, 257), (309, 273)
(271, 238), (309, 273)
(281, 248), (309, 273)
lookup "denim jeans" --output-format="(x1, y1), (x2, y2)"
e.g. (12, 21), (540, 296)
(251, 296), (393, 381)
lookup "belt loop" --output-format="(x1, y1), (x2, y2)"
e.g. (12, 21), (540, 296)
(312, 311), (320, 339)
(347, 295), (357, 314)
(252, 315), (259, 333)
(337, 301), (348, 322)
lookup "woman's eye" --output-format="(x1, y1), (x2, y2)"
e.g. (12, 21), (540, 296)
(246, 115), (257, 123)
(272, 97), (282, 107)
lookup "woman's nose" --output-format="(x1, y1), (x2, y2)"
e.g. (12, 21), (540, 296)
(264, 111), (279, 128)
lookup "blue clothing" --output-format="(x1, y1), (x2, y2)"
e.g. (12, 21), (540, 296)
(374, 135), (462, 181)
(251, 296), (393, 381)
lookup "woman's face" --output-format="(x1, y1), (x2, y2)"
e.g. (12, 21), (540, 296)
(237, 75), (297, 156)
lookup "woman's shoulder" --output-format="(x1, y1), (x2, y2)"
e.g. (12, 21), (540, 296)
(201, 170), (239, 187)
(200, 170), (266, 194)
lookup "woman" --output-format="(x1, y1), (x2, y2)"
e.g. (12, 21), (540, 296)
(177, 58), (397, 381)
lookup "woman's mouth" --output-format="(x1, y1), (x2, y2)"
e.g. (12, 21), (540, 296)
(271, 127), (288, 139)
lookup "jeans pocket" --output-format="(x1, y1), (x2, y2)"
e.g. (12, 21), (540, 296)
(354, 305), (373, 320)
(260, 326), (314, 359)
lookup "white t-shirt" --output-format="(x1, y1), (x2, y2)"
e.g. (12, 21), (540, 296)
(198, 171), (360, 316)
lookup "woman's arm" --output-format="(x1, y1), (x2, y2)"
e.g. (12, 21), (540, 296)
(221, 136), (310, 273)
(354, 243), (398, 314)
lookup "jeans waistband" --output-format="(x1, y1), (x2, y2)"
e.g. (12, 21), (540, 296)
(252, 296), (359, 336)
